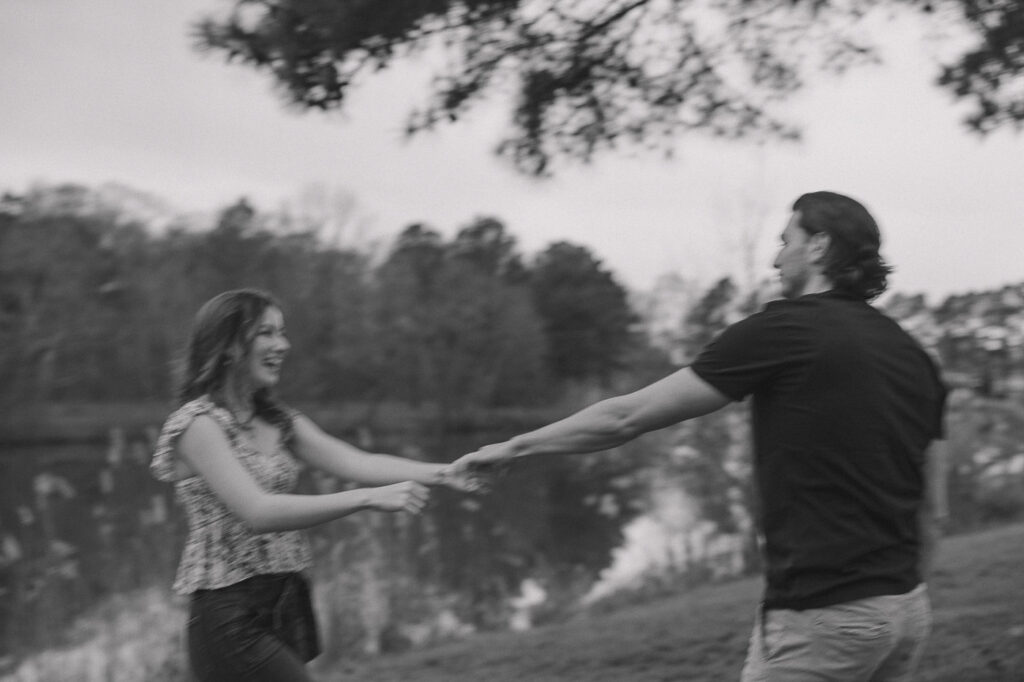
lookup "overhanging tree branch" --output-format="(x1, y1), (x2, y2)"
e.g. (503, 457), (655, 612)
(192, 0), (1024, 174)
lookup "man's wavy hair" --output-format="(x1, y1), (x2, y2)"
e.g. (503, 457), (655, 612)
(176, 288), (291, 425)
(792, 191), (892, 301)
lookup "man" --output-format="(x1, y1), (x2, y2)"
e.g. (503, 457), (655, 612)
(455, 191), (948, 681)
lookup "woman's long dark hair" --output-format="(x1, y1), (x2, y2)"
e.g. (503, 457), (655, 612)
(792, 191), (892, 301)
(176, 288), (292, 426)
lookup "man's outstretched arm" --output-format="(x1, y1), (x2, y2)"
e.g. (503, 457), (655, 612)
(455, 367), (730, 468)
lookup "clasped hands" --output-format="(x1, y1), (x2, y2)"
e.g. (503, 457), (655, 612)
(380, 442), (516, 516)
(434, 440), (518, 493)
(372, 444), (513, 515)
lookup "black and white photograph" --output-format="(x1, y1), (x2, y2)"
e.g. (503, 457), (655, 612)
(2, 1), (1023, 680)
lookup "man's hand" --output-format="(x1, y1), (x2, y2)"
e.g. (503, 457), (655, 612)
(452, 441), (517, 474)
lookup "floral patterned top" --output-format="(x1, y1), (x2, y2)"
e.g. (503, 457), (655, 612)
(150, 395), (313, 594)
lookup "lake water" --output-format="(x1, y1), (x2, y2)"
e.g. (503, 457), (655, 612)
(0, 421), (516, 659)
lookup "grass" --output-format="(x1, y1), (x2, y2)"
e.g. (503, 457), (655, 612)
(1, 588), (189, 682)
(330, 522), (1024, 682)
(5, 523), (1022, 682)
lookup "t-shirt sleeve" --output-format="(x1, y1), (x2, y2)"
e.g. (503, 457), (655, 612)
(690, 304), (804, 402)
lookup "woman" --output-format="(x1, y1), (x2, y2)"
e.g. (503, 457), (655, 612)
(151, 288), (476, 681)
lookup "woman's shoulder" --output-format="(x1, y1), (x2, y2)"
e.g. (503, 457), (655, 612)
(151, 395), (232, 481)
(164, 396), (234, 431)
(170, 394), (213, 419)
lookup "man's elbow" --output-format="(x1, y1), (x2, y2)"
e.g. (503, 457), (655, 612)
(602, 398), (646, 444)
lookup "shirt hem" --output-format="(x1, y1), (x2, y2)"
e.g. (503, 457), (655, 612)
(173, 562), (313, 595)
(763, 576), (922, 611)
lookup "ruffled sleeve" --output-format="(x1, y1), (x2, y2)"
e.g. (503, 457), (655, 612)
(150, 397), (215, 482)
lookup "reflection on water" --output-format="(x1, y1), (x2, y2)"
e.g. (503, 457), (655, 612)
(1, 430), (185, 666)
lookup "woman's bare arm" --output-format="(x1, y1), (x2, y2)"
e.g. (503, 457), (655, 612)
(177, 415), (429, 533)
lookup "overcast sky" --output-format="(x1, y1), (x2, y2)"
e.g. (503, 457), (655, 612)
(2, 0), (1022, 302)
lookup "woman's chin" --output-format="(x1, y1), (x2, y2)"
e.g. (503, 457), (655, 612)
(253, 373), (281, 389)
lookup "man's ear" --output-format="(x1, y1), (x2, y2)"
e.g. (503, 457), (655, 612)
(808, 232), (830, 264)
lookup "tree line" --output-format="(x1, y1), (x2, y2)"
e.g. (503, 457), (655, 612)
(0, 183), (649, 414)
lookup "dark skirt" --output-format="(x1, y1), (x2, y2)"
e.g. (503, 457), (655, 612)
(188, 572), (320, 681)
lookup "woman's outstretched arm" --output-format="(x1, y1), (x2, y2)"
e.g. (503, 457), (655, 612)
(290, 414), (473, 489)
(178, 415), (429, 533)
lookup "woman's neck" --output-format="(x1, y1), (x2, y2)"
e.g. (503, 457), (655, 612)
(222, 381), (255, 422)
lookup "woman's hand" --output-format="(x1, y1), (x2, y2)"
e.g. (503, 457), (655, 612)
(365, 481), (430, 514)
(433, 464), (491, 493)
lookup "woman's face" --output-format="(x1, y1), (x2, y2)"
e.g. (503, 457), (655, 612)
(242, 305), (290, 389)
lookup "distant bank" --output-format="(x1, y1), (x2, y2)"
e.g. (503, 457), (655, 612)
(1, 401), (561, 446)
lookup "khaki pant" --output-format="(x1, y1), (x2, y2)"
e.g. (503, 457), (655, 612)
(741, 584), (931, 682)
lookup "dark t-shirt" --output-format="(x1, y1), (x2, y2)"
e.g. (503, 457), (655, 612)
(691, 291), (946, 610)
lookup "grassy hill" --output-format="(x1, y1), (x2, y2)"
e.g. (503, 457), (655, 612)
(330, 523), (1024, 682)
(4, 523), (1022, 681)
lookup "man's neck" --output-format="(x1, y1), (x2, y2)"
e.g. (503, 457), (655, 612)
(798, 272), (832, 297)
